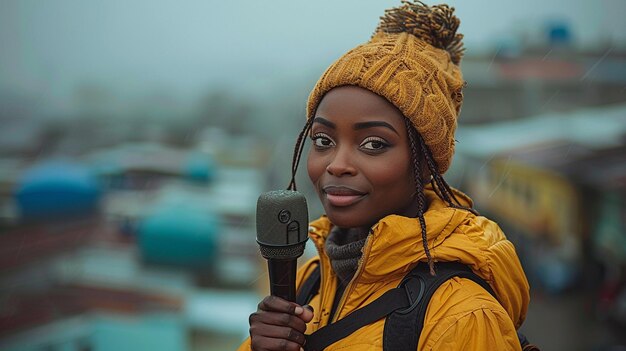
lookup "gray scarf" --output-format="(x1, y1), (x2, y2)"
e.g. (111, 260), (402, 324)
(324, 226), (369, 285)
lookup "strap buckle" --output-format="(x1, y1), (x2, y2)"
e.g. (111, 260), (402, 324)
(396, 275), (425, 314)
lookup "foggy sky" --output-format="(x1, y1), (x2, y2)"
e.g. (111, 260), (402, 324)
(1, 0), (625, 115)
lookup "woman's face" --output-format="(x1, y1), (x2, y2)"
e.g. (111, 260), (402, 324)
(307, 86), (419, 230)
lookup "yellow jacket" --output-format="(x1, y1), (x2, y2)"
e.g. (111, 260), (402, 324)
(238, 187), (530, 350)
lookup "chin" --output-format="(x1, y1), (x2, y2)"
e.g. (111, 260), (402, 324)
(325, 210), (373, 230)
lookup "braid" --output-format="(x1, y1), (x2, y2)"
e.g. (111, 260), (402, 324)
(288, 118), (314, 191)
(405, 119), (435, 276)
(418, 133), (479, 216)
(419, 136), (454, 204)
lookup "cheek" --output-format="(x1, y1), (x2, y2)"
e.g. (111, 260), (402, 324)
(369, 152), (413, 191)
(307, 150), (323, 186)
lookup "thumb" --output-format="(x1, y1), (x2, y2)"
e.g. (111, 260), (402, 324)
(298, 304), (314, 322)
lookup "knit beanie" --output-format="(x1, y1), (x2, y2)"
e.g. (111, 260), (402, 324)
(306, 1), (465, 174)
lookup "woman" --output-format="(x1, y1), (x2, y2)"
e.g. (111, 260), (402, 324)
(239, 1), (530, 350)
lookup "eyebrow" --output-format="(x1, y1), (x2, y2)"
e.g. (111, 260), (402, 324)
(354, 121), (399, 135)
(312, 117), (335, 128)
(313, 117), (399, 135)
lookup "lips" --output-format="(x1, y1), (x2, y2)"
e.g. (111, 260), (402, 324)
(322, 185), (366, 207)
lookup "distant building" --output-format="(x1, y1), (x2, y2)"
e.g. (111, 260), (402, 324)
(461, 45), (626, 123)
(455, 103), (626, 296)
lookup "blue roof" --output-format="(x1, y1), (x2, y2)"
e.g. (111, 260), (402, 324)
(138, 204), (219, 267)
(14, 160), (101, 219)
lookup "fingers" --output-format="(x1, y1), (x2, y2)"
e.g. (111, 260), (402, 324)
(249, 296), (315, 351)
(250, 323), (307, 345)
(257, 296), (313, 325)
(250, 336), (303, 351)
(258, 295), (298, 314)
(249, 308), (307, 333)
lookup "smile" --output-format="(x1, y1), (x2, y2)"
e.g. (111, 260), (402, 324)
(322, 186), (367, 207)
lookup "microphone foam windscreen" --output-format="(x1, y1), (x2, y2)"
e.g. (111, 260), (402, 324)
(256, 190), (308, 260)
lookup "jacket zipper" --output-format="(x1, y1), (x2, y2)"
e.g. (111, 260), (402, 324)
(330, 231), (374, 323)
(311, 233), (332, 330)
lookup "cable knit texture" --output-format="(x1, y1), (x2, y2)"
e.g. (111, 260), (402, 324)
(306, 1), (465, 173)
(324, 226), (369, 285)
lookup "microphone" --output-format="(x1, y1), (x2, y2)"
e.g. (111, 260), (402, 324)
(256, 190), (309, 302)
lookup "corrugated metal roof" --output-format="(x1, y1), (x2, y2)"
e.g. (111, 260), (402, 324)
(456, 102), (626, 158)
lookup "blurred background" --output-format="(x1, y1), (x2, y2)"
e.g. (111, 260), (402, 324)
(0, 0), (625, 350)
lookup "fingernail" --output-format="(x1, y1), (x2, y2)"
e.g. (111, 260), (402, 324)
(300, 348), (304, 351)
(294, 306), (303, 315)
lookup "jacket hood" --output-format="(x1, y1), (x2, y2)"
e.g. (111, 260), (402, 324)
(308, 185), (530, 328)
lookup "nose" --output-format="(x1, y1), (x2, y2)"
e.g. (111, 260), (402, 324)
(326, 146), (357, 177)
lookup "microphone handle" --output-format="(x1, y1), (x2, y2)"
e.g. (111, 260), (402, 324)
(267, 258), (297, 302)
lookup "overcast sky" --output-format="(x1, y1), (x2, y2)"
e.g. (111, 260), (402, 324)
(1, 0), (625, 114)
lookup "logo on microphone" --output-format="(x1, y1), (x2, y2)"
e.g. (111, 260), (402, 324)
(278, 210), (291, 223)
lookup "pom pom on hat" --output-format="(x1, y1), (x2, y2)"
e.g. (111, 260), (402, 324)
(307, 1), (465, 173)
(374, 0), (464, 64)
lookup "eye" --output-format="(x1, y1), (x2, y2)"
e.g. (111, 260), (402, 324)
(360, 137), (389, 151)
(311, 133), (334, 149)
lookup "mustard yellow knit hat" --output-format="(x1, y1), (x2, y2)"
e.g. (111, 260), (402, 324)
(307, 1), (465, 174)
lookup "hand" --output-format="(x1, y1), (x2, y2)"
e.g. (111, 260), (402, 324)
(249, 295), (314, 351)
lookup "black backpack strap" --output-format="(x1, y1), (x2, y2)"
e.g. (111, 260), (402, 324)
(296, 261), (321, 306)
(383, 261), (496, 350)
(304, 281), (417, 351)
(299, 261), (522, 351)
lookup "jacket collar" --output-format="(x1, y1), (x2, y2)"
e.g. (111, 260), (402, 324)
(308, 184), (473, 283)
(307, 185), (529, 328)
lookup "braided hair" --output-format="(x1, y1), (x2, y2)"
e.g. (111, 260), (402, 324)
(403, 119), (479, 275)
(287, 117), (314, 191)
